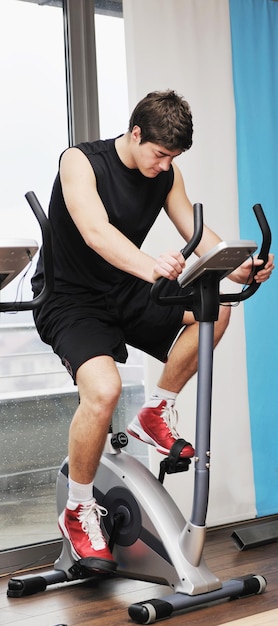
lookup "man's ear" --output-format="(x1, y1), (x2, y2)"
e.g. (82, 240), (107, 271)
(131, 125), (141, 143)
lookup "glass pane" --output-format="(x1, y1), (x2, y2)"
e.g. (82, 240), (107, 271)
(94, 10), (129, 138)
(0, 0), (68, 552)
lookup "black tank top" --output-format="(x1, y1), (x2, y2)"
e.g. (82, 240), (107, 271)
(32, 137), (174, 296)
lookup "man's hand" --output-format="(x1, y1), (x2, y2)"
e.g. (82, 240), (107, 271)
(231, 253), (274, 285)
(153, 250), (186, 282)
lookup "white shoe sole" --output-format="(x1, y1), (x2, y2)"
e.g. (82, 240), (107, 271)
(127, 416), (169, 455)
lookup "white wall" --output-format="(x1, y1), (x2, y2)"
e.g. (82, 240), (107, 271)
(123, 0), (256, 525)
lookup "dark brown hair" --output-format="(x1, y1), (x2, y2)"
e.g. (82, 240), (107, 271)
(128, 90), (193, 152)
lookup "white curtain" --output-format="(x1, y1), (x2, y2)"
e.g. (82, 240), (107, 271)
(123, 0), (256, 525)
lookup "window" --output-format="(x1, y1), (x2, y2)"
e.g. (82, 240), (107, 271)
(95, 7), (129, 138)
(0, 0), (69, 566)
(0, 0), (145, 575)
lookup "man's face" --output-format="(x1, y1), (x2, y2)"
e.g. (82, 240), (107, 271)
(131, 126), (181, 178)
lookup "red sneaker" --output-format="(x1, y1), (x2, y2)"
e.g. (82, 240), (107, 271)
(127, 400), (195, 458)
(58, 500), (117, 573)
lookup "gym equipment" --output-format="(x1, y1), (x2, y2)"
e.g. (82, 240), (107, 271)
(5, 196), (271, 624)
(0, 191), (53, 310)
(0, 238), (38, 291)
(231, 519), (278, 551)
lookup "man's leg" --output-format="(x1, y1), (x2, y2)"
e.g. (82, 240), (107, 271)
(59, 355), (122, 572)
(69, 355), (122, 482)
(128, 305), (231, 456)
(158, 305), (231, 392)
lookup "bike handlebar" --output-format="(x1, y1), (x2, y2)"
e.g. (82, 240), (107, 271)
(151, 202), (271, 307)
(151, 203), (203, 306)
(220, 203), (271, 303)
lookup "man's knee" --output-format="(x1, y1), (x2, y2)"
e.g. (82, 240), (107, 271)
(217, 304), (231, 336)
(98, 375), (122, 407)
(87, 376), (122, 414)
(77, 358), (122, 415)
(220, 303), (231, 324)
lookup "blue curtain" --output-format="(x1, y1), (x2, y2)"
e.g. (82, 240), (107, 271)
(229, 0), (278, 515)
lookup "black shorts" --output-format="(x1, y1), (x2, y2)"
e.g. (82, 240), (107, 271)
(34, 276), (185, 382)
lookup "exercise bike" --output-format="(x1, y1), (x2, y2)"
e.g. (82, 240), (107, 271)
(5, 194), (271, 624)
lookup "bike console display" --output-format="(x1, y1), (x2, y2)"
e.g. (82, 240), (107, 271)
(178, 240), (257, 289)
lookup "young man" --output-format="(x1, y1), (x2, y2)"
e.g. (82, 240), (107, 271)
(32, 90), (274, 573)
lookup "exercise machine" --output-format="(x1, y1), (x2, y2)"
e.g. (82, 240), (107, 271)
(5, 195), (271, 624)
(0, 191), (53, 311)
(231, 518), (278, 551)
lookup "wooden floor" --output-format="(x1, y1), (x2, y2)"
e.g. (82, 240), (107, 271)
(1, 522), (277, 626)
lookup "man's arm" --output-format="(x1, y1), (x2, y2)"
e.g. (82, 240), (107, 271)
(60, 148), (185, 283)
(165, 163), (274, 285)
(229, 255), (274, 285)
(165, 163), (222, 257)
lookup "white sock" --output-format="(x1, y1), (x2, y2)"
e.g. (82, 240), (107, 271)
(67, 476), (94, 510)
(146, 386), (178, 407)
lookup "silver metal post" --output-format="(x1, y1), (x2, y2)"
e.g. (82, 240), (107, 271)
(191, 321), (214, 527)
